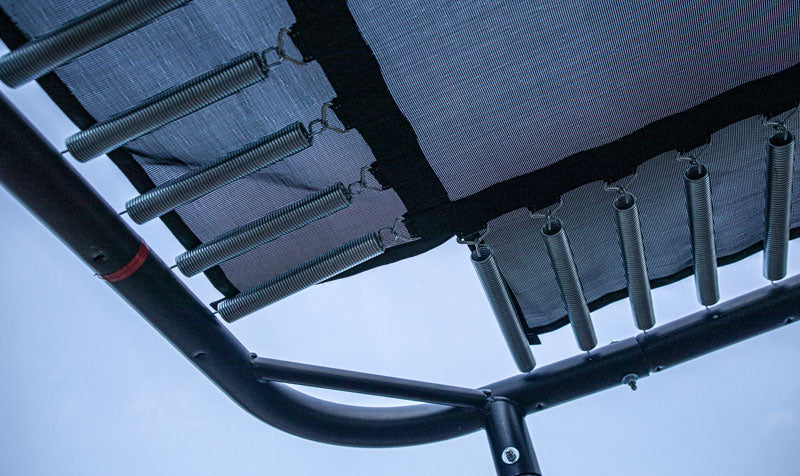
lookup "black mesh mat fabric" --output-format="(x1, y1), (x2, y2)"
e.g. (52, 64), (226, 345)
(2, 0), (798, 335)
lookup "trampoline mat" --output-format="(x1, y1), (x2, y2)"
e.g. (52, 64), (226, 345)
(1, 0), (797, 335)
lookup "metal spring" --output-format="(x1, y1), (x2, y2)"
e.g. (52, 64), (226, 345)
(0, 0), (192, 88)
(540, 218), (597, 351)
(125, 122), (311, 224)
(764, 130), (795, 280)
(66, 52), (269, 162)
(684, 163), (719, 305)
(471, 245), (535, 372)
(613, 193), (656, 330)
(176, 183), (352, 277)
(218, 232), (385, 322)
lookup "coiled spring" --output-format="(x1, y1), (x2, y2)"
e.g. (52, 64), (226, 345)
(66, 52), (269, 162)
(218, 232), (385, 322)
(763, 129), (795, 280)
(176, 183), (352, 277)
(125, 122), (311, 224)
(540, 218), (597, 351)
(613, 193), (656, 330)
(683, 162), (719, 305)
(471, 244), (535, 372)
(0, 0), (192, 88)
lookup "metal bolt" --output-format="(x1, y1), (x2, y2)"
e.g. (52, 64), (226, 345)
(501, 447), (519, 464)
(622, 373), (639, 391)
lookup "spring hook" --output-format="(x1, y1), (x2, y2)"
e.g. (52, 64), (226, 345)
(276, 27), (306, 66)
(529, 198), (563, 233)
(676, 154), (700, 166)
(308, 102), (349, 137)
(456, 228), (490, 257)
(603, 171), (638, 201)
(347, 166), (385, 195)
(764, 107), (798, 141)
(259, 28), (307, 68)
(378, 217), (413, 244)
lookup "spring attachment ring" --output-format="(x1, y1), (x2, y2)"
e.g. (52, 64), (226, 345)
(308, 102), (349, 137)
(530, 200), (598, 351)
(763, 107), (798, 141)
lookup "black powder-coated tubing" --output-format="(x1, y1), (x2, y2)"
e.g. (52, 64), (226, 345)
(252, 357), (487, 408)
(5, 94), (800, 448)
(483, 399), (542, 476)
(471, 245), (535, 372)
(763, 131), (795, 281)
(125, 122), (311, 224)
(66, 52), (269, 162)
(218, 232), (385, 322)
(540, 219), (597, 351)
(613, 193), (656, 330)
(176, 183), (352, 276)
(684, 163), (719, 305)
(0, 0), (192, 88)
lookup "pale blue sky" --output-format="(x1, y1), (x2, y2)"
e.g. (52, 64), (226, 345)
(1, 52), (799, 475)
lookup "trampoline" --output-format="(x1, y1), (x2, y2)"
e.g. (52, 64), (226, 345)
(0, 1), (798, 474)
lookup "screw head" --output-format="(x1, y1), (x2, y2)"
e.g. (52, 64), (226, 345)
(622, 373), (639, 391)
(501, 447), (519, 464)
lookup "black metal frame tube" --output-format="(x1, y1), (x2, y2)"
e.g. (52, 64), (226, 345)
(253, 357), (487, 407)
(483, 399), (541, 476)
(2, 94), (799, 448)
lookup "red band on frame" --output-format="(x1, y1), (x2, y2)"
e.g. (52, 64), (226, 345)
(101, 243), (149, 282)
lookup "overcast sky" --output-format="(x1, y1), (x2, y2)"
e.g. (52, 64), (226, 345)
(1, 56), (799, 475)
